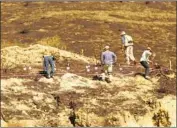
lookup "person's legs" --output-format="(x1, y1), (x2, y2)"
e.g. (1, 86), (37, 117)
(44, 56), (50, 78)
(43, 58), (47, 72)
(48, 56), (55, 77)
(140, 61), (150, 77)
(145, 64), (150, 78)
(107, 65), (113, 75)
(129, 46), (135, 62)
(125, 46), (130, 65)
(104, 65), (108, 74)
(104, 65), (110, 81)
(101, 65), (108, 81)
(107, 65), (113, 82)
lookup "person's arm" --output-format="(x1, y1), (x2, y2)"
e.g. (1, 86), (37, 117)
(52, 56), (56, 70)
(113, 53), (117, 64)
(43, 57), (45, 71)
(121, 37), (125, 51)
(147, 51), (153, 63)
(53, 61), (56, 67)
(148, 59), (153, 63)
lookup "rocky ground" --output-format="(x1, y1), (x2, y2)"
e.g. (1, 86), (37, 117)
(1, 44), (176, 127)
(1, 1), (176, 127)
(1, 73), (176, 127)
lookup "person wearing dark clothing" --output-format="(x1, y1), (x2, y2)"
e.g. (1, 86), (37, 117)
(140, 47), (153, 79)
(43, 55), (56, 78)
(140, 61), (150, 78)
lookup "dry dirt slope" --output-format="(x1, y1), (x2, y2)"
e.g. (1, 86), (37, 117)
(1, 73), (176, 127)
(1, 44), (96, 70)
(1, 2), (176, 126)
(1, 45), (176, 127)
(1, 2), (176, 69)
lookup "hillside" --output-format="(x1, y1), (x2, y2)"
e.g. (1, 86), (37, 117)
(1, 1), (176, 69)
(1, 44), (176, 127)
(1, 1), (176, 127)
(1, 66), (176, 127)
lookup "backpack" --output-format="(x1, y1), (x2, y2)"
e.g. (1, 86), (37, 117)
(126, 35), (133, 43)
(124, 35), (133, 46)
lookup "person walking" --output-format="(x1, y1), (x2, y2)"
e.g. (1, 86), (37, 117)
(43, 55), (56, 78)
(120, 31), (136, 65)
(140, 47), (153, 79)
(101, 45), (117, 82)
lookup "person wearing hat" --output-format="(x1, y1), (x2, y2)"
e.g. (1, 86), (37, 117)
(120, 31), (136, 65)
(140, 47), (153, 79)
(101, 45), (117, 82)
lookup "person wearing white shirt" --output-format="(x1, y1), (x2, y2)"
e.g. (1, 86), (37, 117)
(120, 31), (136, 65)
(140, 47), (153, 79)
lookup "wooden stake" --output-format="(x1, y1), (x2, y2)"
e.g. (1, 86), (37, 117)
(169, 60), (172, 70)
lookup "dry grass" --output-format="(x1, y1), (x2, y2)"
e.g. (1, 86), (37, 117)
(37, 35), (66, 49)
(1, 2), (175, 68)
(1, 44), (97, 69)
(42, 10), (175, 26)
(1, 2), (176, 127)
(156, 75), (176, 96)
(1, 40), (29, 48)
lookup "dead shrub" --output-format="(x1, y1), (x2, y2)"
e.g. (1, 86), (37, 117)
(156, 76), (176, 95)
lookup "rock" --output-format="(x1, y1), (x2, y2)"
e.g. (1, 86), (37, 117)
(38, 77), (55, 84)
(60, 73), (95, 91)
(45, 97), (54, 104)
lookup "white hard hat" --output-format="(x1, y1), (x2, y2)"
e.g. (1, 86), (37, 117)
(120, 31), (126, 36)
(105, 46), (110, 50)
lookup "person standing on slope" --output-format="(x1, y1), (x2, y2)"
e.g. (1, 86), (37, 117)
(101, 45), (117, 82)
(43, 51), (56, 78)
(140, 47), (153, 79)
(120, 31), (136, 65)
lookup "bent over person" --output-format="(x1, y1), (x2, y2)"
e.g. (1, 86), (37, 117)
(43, 55), (56, 78)
(101, 46), (117, 82)
(140, 47), (153, 79)
(120, 31), (136, 65)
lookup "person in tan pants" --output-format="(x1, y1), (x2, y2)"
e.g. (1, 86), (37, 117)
(120, 31), (136, 65)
